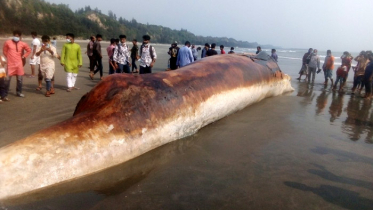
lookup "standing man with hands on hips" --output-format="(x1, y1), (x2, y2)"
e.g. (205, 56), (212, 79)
(3, 30), (31, 98)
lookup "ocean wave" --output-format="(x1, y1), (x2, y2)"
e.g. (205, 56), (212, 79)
(278, 56), (302, 60)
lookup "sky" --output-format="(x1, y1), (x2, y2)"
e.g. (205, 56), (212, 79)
(46, 0), (373, 52)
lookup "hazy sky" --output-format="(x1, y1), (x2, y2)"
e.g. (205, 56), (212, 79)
(46, 0), (372, 52)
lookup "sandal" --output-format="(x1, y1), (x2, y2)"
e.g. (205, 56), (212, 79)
(89, 73), (94, 80)
(50, 88), (55, 94)
(66, 88), (72, 92)
(73, 87), (80, 90)
(36, 86), (42, 91)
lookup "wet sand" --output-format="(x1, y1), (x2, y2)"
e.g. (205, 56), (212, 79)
(1, 40), (373, 209)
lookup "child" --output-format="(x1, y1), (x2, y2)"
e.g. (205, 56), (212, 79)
(333, 65), (348, 91)
(0, 55), (8, 102)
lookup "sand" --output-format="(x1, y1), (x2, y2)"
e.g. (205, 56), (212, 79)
(1, 39), (373, 210)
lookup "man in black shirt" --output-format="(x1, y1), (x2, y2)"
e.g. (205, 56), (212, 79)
(228, 47), (235, 54)
(206, 43), (218, 57)
(168, 41), (179, 70)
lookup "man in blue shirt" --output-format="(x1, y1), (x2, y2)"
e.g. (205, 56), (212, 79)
(177, 41), (194, 68)
(201, 43), (209, 58)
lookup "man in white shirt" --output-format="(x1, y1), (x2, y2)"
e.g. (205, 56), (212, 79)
(35, 35), (59, 97)
(113, 34), (131, 73)
(139, 35), (157, 74)
(29, 31), (40, 78)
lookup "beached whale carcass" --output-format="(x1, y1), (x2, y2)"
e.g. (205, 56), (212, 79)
(0, 52), (293, 200)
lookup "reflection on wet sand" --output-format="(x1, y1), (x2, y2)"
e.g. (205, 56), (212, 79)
(344, 97), (373, 143)
(296, 80), (373, 143)
(328, 92), (344, 122)
(316, 90), (330, 115)
(1, 136), (196, 209)
(296, 82), (316, 107)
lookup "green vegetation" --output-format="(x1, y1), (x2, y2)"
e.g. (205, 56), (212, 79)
(0, 0), (259, 47)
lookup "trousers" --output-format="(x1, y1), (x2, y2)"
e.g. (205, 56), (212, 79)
(94, 58), (103, 77)
(66, 72), (78, 88)
(7, 75), (23, 95)
(307, 67), (316, 82)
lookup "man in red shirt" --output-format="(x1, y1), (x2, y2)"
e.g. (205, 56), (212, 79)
(106, 38), (116, 74)
(3, 30), (31, 98)
(323, 50), (335, 86)
(220, 45), (226, 54)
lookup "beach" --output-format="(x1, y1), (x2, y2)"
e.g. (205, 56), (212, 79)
(1, 39), (373, 209)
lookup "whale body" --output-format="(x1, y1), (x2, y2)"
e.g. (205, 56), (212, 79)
(0, 53), (293, 200)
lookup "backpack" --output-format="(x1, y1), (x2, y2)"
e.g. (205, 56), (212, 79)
(140, 44), (154, 59)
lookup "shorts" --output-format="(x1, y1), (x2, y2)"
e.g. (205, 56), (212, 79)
(324, 69), (333, 79)
(29, 56), (40, 65)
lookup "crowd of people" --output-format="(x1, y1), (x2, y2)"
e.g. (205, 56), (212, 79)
(0, 29), (280, 103)
(0, 31), (161, 101)
(297, 48), (373, 98)
(166, 41), (239, 70)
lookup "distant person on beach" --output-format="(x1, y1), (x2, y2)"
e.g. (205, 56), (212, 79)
(107, 38), (116, 74)
(352, 51), (369, 94)
(35, 35), (59, 97)
(271, 49), (278, 62)
(220, 45), (226, 54)
(228, 47), (235, 54)
(60, 33), (82, 92)
(322, 50), (334, 86)
(90, 34), (103, 79)
(0, 55), (7, 102)
(333, 65), (348, 91)
(206, 43), (218, 56)
(3, 30), (31, 98)
(307, 49), (321, 83)
(362, 51), (373, 99)
(51, 37), (57, 48)
(191, 45), (198, 61)
(201, 43), (209, 58)
(256, 46), (262, 54)
(297, 48), (312, 80)
(168, 41), (179, 70)
(131, 39), (139, 73)
(87, 36), (96, 76)
(113, 35), (131, 74)
(29, 31), (40, 78)
(341, 51), (353, 72)
(177, 41), (194, 68)
(139, 35), (157, 74)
